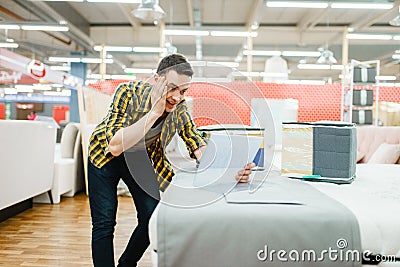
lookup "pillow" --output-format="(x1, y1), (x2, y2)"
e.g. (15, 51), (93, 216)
(357, 150), (365, 163)
(368, 143), (400, 164)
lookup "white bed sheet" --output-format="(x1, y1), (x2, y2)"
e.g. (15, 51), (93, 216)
(149, 164), (400, 267)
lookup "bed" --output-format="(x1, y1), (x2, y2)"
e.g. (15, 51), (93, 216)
(149, 160), (400, 267)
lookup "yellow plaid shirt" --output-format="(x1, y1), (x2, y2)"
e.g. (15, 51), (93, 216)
(88, 81), (206, 191)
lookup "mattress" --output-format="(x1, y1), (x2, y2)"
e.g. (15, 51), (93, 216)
(149, 163), (400, 267)
(281, 122), (357, 183)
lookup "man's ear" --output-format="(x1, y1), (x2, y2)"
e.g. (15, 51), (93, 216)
(153, 73), (159, 82)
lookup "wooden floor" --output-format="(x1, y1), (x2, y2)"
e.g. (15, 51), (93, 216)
(0, 194), (152, 267)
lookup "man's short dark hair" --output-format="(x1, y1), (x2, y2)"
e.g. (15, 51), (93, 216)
(156, 54), (194, 77)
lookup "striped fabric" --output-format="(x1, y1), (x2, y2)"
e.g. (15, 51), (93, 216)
(88, 81), (206, 191)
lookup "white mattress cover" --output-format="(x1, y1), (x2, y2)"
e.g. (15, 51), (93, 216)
(149, 164), (400, 266)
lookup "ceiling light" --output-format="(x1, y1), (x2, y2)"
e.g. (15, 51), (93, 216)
(132, 0), (165, 21)
(243, 50), (282, 56)
(298, 64), (344, 70)
(281, 51), (320, 57)
(80, 58), (114, 64)
(389, 6), (400, 26)
(392, 54), (400, 59)
(0, 24), (21, 30)
(88, 0), (141, 3)
(94, 45), (133, 52)
(124, 68), (155, 74)
(266, 1), (328, 8)
(191, 61), (240, 68)
(210, 31), (258, 37)
(21, 25), (69, 31)
(346, 33), (393, 40)
(375, 75), (396, 81)
(317, 49), (337, 64)
(393, 36), (400, 40)
(49, 57), (113, 63)
(0, 42), (19, 48)
(49, 57), (81, 62)
(163, 29), (209, 36)
(132, 47), (165, 53)
(330, 2), (393, 9)
(50, 66), (71, 71)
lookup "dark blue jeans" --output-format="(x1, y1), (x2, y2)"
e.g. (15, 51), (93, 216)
(88, 150), (160, 267)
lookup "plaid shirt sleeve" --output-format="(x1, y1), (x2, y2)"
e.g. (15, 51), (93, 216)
(177, 101), (207, 158)
(103, 82), (133, 154)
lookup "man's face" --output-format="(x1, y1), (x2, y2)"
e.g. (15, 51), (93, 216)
(162, 70), (191, 113)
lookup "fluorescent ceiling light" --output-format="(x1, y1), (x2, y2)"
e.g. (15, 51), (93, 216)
(87, 0), (141, 2)
(189, 61), (240, 68)
(21, 25), (69, 31)
(346, 33), (393, 40)
(15, 85), (34, 93)
(0, 42), (19, 48)
(81, 58), (113, 64)
(50, 66), (71, 71)
(281, 51), (320, 57)
(0, 24), (21, 30)
(132, 47), (165, 53)
(266, 1), (328, 8)
(243, 50), (282, 56)
(392, 54), (400, 59)
(375, 75), (396, 81)
(393, 36), (400, 40)
(163, 29), (209, 36)
(49, 57), (81, 62)
(94, 45), (133, 52)
(210, 31), (258, 37)
(298, 64), (344, 70)
(330, 3), (393, 9)
(124, 68), (155, 74)
(4, 88), (18, 95)
(49, 57), (113, 63)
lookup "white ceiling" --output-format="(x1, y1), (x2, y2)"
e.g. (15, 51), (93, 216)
(1, 0), (400, 82)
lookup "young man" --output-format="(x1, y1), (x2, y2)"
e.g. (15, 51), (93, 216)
(88, 54), (254, 267)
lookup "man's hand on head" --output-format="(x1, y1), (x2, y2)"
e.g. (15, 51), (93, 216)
(150, 76), (167, 117)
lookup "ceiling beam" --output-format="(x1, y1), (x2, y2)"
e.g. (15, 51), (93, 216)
(118, 3), (141, 29)
(245, 0), (264, 30)
(186, 0), (194, 27)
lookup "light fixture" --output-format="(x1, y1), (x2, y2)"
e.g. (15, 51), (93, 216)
(393, 36), (400, 40)
(375, 75), (396, 81)
(0, 42), (19, 48)
(132, 47), (165, 53)
(243, 50), (282, 56)
(94, 45), (133, 52)
(392, 54), (400, 59)
(330, 2), (393, 9)
(0, 23), (69, 32)
(317, 48), (337, 64)
(132, 0), (165, 21)
(124, 68), (155, 74)
(243, 50), (320, 57)
(265, 1), (392, 9)
(21, 25), (69, 31)
(210, 31), (258, 37)
(298, 63), (344, 70)
(281, 51), (321, 57)
(87, 0), (141, 3)
(48, 57), (113, 63)
(190, 61), (240, 68)
(163, 29), (209, 36)
(266, 1), (328, 8)
(346, 33), (393, 40)
(389, 6), (400, 26)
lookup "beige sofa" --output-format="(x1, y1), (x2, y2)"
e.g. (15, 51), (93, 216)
(0, 120), (57, 213)
(357, 126), (400, 164)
